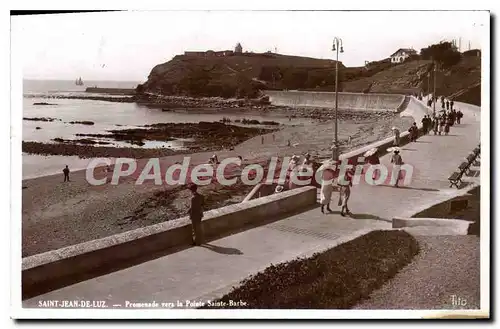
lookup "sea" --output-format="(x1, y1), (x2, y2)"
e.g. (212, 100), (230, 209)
(22, 79), (305, 179)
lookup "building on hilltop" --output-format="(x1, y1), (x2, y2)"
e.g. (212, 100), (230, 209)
(390, 48), (417, 64)
(184, 50), (234, 57)
(235, 42), (243, 53)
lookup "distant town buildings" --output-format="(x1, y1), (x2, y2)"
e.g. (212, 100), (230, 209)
(390, 48), (417, 63)
(183, 42), (243, 57)
(235, 42), (243, 53)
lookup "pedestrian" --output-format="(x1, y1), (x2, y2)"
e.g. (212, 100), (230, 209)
(449, 110), (455, 126)
(445, 116), (452, 135)
(421, 116), (427, 134)
(287, 140), (291, 147)
(438, 117), (445, 135)
(63, 165), (70, 182)
(391, 127), (401, 146)
(261, 136), (264, 144)
(318, 159), (337, 214)
(338, 168), (354, 216)
(390, 149), (404, 187)
(446, 99), (450, 110)
(272, 134), (275, 142)
(457, 110), (463, 124)
(408, 122), (418, 142)
(188, 184), (205, 246)
(432, 117), (439, 135)
(450, 99), (454, 110)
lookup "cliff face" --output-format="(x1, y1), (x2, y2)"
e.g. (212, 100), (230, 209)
(140, 53), (344, 98)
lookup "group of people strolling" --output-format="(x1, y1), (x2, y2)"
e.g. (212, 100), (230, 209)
(423, 109), (463, 136)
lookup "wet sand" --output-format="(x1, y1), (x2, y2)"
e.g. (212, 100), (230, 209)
(22, 110), (414, 257)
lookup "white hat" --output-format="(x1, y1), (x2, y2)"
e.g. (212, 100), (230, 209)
(391, 127), (397, 130)
(275, 185), (284, 193)
(387, 146), (401, 153)
(364, 147), (378, 157)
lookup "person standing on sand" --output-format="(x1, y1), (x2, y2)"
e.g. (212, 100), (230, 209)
(63, 165), (70, 182)
(188, 184), (205, 246)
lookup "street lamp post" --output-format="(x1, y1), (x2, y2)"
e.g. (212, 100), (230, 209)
(432, 59), (437, 117)
(332, 37), (344, 160)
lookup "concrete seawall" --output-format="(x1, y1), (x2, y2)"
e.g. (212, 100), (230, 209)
(22, 186), (317, 299)
(264, 90), (406, 112)
(85, 87), (136, 95)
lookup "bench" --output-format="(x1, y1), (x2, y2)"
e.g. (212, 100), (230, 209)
(467, 153), (479, 167)
(448, 171), (464, 188)
(459, 161), (471, 175)
(473, 147), (481, 159)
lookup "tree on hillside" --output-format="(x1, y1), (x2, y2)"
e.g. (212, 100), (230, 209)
(420, 41), (462, 68)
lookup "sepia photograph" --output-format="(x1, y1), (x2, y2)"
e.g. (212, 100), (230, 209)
(9, 8), (490, 320)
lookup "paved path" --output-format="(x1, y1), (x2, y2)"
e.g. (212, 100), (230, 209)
(23, 101), (481, 308)
(354, 235), (480, 309)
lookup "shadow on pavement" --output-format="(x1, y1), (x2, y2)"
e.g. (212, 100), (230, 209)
(401, 148), (418, 151)
(348, 213), (391, 222)
(202, 243), (244, 255)
(376, 185), (440, 192)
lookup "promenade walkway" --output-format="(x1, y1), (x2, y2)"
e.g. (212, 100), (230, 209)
(23, 101), (482, 308)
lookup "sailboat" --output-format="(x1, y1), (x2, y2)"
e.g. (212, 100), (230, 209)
(75, 77), (84, 86)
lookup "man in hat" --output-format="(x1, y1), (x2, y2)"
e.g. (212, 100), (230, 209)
(338, 167), (354, 216)
(390, 149), (404, 187)
(188, 184), (205, 246)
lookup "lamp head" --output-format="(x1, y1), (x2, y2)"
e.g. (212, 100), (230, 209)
(332, 44), (336, 51)
(340, 46), (344, 53)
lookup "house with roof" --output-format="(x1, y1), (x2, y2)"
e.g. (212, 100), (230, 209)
(390, 48), (417, 64)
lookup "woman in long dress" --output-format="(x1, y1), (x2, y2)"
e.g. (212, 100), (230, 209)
(318, 160), (337, 214)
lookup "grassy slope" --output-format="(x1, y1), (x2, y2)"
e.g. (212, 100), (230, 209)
(204, 230), (419, 309)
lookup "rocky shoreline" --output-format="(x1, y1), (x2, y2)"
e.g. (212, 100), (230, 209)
(23, 121), (280, 158)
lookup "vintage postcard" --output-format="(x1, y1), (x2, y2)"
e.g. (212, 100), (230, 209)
(10, 9), (490, 320)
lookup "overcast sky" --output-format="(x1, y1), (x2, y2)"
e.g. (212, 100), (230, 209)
(12, 10), (487, 82)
